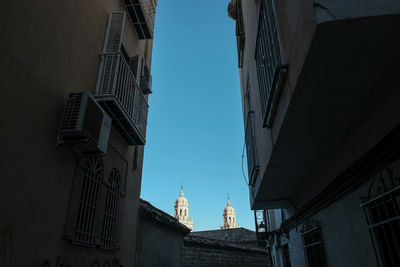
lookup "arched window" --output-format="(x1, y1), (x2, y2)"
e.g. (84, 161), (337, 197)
(229, 217), (231, 223)
(180, 209), (182, 216)
(233, 217), (235, 223)
(185, 209), (187, 216)
(74, 157), (103, 245)
(361, 164), (400, 266)
(101, 168), (121, 249)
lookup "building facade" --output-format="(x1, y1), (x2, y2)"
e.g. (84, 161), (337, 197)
(175, 187), (194, 231)
(220, 198), (240, 229)
(181, 234), (270, 267)
(228, 0), (400, 266)
(0, 0), (157, 266)
(135, 199), (190, 267)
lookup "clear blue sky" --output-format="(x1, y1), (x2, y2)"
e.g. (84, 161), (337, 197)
(141, 0), (254, 231)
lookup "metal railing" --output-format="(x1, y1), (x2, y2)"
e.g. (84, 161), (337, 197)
(96, 51), (148, 142)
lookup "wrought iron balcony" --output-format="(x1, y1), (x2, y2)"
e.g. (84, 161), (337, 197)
(124, 0), (156, 39)
(95, 51), (148, 145)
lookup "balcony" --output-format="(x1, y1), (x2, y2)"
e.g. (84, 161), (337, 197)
(95, 51), (148, 145)
(250, 1), (400, 210)
(124, 0), (156, 39)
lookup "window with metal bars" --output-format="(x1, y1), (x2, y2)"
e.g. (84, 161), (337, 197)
(361, 164), (400, 267)
(255, 0), (287, 128)
(301, 221), (327, 267)
(282, 244), (291, 267)
(236, 0), (245, 68)
(74, 157), (103, 245)
(245, 80), (259, 185)
(101, 168), (121, 249)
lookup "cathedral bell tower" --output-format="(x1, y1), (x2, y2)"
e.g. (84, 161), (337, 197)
(221, 196), (240, 229)
(174, 187), (194, 231)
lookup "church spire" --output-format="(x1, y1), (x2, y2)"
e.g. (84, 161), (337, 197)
(221, 195), (239, 229)
(174, 186), (193, 231)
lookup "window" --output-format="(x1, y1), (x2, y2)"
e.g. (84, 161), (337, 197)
(236, 0), (245, 68)
(101, 169), (121, 249)
(74, 157), (103, 245)
(229, 217), (231, 223)
(301, 220), (327, 267)
(361, 164), (400, 267)
(184, 209), (187, 216)
(244, 79), (259, 185)
(255, 0), (287, 128)
(245, 110), (259, 185)
(180, 209), (182, 216)
(254, 210), (268, 247)
(282, 244), (291, 267)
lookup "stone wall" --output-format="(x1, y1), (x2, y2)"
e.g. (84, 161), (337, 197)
(181, 236), (270, 267)
(136, 199), (190, 267)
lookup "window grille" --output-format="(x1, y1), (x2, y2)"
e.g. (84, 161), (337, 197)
(361, 164), (400, 267)
(245, 110), (259, 185)
(282, 244), (291, 267)
(74, 157), (103, 245)
(255, 0), (287, 128)
(101, 169), (121, 249)
(301, 220), (327, 267)
(236, 0), (245, 68)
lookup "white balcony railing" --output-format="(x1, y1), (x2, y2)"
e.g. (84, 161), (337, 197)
(95, 51), (148, 145)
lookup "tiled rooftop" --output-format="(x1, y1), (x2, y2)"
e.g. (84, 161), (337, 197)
(190, 227), (258, 244)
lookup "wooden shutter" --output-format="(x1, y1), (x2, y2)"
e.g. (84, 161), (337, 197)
(96, 12), (126, 95)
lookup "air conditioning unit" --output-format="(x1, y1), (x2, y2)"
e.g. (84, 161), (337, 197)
(57, 91), (111, 157)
